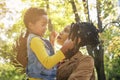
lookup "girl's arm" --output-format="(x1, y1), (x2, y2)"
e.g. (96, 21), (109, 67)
(30, 37), (65, 69)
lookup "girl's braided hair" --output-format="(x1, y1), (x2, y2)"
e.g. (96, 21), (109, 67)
(13, 30), (29, 69)
(67, 22), (100, 58)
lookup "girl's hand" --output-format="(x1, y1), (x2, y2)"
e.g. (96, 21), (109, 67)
(49, 31), (58, 46)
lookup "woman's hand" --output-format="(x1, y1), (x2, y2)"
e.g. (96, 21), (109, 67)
(60, 39), (75, 58)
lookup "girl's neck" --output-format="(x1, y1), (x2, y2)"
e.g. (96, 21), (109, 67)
(29, 30), (42, 37)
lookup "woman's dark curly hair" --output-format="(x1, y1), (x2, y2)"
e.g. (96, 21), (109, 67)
(68, 22), (100, 53)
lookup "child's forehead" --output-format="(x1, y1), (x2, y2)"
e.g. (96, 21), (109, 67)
(38, 15), (48, 22)
(42, 15), (48, 19)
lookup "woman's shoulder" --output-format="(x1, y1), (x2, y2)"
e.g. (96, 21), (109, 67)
(73, 52), (94, 61)
(83, 55), (94, 61)
(77, 54), (94, 68)
(72, 52), (94, 66)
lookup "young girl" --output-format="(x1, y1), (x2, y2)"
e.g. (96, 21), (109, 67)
(23, 7), (74, 80)
(56, 22), (99, 80)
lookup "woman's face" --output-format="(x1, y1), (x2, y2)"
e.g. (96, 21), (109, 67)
(57, 25), (70, 45)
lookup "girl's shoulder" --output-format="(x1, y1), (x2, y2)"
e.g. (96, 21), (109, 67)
(28, 33), (43, 42)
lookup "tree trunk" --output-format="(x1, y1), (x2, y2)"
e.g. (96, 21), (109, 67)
(82, 0), (90, 22)
(74, 0), (106, 79)
(70, 0), (80, 22)
(70, 0), (106, 80)
(91, 0), (106, 79)
(96, 0), (103, 32)
(86, 44), (106, 80)
(46, 0), (53, 31)
(82, 0), (106, 79)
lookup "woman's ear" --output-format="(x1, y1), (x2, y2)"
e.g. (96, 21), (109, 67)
(78, 38), (81, 43)
(73, 38), (81, 44)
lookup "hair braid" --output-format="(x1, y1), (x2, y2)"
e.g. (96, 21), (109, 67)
(68, 22), (100, 53)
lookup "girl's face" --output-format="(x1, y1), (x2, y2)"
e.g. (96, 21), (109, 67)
(29, 15), (48, 37)
(57, 25), (70, 45)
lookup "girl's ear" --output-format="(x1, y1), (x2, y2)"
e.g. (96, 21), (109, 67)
(28, 22), (34, 31)
(28, 22), (33, 28)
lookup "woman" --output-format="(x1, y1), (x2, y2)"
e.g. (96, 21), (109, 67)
(56, 22), (99, 80)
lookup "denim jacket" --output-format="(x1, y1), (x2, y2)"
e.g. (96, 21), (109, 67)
(26, 34), (56, 80)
